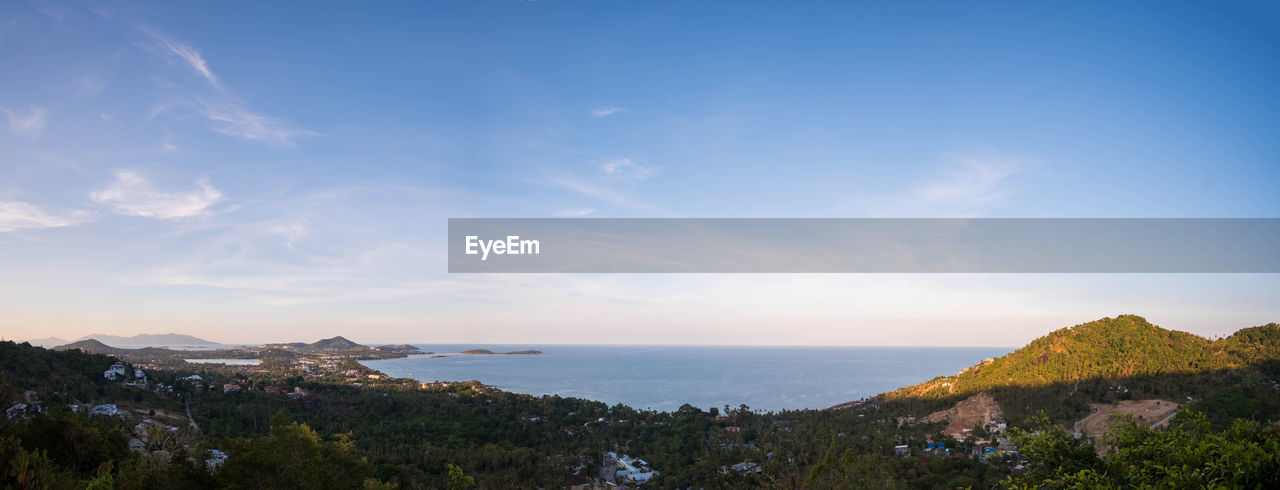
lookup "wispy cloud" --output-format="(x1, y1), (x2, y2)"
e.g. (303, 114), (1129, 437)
(591, 106), (626, 117)
(0, 201), (90, 232)
(3, 106), (49, 136)
(845, 153), (1023, 218)
(90, 170), (224, 219)
(144, 28), (220, 88)
(553, 208), (595, 217)
(909, 155), (1018, 206)
(140, 28), (314, 146)
(197, 102), (318, 145)
(271, 219), (310, 249)
(598, 157), (658, 180)
(547, 174), (668, 215)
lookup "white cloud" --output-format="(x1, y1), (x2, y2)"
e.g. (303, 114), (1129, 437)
(910, 155), (1018, 206)
(271, 219), (310, 249)
(598, 157), (657, 180)
(141, 27), (314, 146)
(144, 28), (220, 88)
(90, 170), (224, 219)
(553, 208), (595, 217)
(0, 201), (90, 232)
(591, 106), (626, 117)
(4, 106), (49, 136)
(846, 153), (1023, 218)
(197, 102), (317, 146)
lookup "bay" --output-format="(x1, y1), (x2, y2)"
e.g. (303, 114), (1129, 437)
(362, 345), (1011, 412)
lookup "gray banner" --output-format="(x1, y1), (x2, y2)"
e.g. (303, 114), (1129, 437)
(447, 218), (1280, 273)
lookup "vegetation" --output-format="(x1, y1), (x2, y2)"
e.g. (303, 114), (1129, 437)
(885, 315), (1280, 424)
(1006, 412), (1280, 488)
(2, 315), (1278, 488)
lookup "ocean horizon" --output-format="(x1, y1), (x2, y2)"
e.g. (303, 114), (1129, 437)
(361, 344), (1013, 412)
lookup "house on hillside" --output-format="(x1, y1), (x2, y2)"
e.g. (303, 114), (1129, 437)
(605, 452), (659, 485)
(89, 404), (120, 416)
(6, 403), (29, 420)
(104, 362), (127, 381)
(925, 442), (950, 456)
(894, 444), (910, 456)
(206, 449), (227, 469)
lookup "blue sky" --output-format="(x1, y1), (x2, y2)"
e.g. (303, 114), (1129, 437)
(1, 1), (1277, 345)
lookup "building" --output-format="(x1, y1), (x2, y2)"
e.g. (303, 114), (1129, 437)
(206, 449), (228, 469)
(6, 403), (28, 420)
(893, 444), (910, 456)
(725, 462), (761, 474)
(89, 404), (120, 416)
(925, 442), (951, 456)
(104, 362), (127, 381)
(606, 452), (659, 485)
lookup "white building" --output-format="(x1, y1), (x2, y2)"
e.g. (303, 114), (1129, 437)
(89, 404), (120, 416)
(104, 362), (127, 381)
(6, 403), (28, 420)
(611, 453), (659, 484)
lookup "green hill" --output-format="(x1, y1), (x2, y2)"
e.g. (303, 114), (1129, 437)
(51, 339), (118, 355)
(305, 336), (367, 351)
(0, 341), (122, 404)
(884, 315), (1280, 424)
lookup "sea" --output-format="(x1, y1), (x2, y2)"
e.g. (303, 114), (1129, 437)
(361, 345), (1012, 412)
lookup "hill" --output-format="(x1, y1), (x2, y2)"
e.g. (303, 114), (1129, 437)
(52, 339), (118, 354)
(376, 344), (427, 354)
(0, 340), (124, 403)
(883, 315), (1280, 425)
(306, 336), (366, 351)
(74, 333), (218, 348)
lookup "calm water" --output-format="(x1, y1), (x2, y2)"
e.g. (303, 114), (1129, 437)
(361, 345), (1011, 412)
(185, 358), (261, 366)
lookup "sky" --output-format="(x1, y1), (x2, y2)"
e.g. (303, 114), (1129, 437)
(1, 1), (1278, 346)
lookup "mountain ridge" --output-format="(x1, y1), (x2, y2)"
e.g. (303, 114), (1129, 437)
(73, 332), (219, 347)
(881, 314), (1280, 424)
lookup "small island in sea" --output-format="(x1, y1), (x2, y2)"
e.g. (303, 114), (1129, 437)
(458, 349), (543, 355)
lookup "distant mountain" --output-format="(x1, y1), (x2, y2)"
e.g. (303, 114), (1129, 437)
(74, 333), (219, 348)
(306, 336), (367, 351)
(53, 339), (118, 354)
(23, 336), (69, 348)
(882, 315), (1280, 424)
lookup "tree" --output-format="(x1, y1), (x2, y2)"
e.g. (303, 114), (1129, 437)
(217, 412), (389, 489)
(446, 463), (474, 490)
(1005, 413), (1107, 488)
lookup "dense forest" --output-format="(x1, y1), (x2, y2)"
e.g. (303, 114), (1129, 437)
(2, 315), (1279, 488)
(885, 315), (1280, 425)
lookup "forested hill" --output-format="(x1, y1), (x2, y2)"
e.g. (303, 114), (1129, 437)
(884, 315), (1280, 423)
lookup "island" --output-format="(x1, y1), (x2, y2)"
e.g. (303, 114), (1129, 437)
(458, 349), (543, 355)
